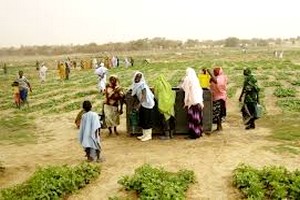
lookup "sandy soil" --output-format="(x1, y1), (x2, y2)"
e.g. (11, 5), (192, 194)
(1, 99), (299, 200)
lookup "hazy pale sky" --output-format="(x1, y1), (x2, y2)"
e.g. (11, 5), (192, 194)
(0, 0), (299, 47)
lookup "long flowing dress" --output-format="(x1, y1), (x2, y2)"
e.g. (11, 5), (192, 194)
(181, 67), (204, 139)
(241, 69), (260, 129)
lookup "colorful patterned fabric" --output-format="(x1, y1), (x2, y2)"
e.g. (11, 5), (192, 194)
(187, 105), (203, 138)
(103, 104), (120, 127)
(213, 99), (226, 124)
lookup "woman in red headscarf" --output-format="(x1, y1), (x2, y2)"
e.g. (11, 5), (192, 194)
(208, 67), (228, 132)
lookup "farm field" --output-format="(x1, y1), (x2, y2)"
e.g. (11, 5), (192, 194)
(0, 48), (300, 199)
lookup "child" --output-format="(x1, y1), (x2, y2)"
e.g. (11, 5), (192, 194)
(11, 81), (21, 108)
(78, 101), (102, 162)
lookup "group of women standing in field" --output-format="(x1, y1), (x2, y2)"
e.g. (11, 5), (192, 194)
(78, 66), (260, 162)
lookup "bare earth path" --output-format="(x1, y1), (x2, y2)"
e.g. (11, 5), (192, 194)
(1, 101), (299, 200)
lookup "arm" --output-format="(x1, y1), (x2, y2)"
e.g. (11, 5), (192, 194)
(239, 86), (245, 102)
(26, 80), (32, 92)
(207, 69), (217, 84)
(140, 88), (146, 103)
(134, 88), (146, 110)
(118, 94), (125, 114)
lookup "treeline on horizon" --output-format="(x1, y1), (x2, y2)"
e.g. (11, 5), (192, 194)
(1, 36), (300, 57)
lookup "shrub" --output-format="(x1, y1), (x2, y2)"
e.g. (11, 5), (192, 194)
(118, 164), (195, 200)
(233, 163), (300, 199)
(0, 162), (100, 200)
(233, 164), (265, 199)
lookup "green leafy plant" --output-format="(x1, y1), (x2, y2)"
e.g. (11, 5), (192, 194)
(233, 164), (265, 199)
(117, 164), (195, 200)
(233, 163), (300, 199)
(0, 162), (100, 200)
(273, 87), (296, 98)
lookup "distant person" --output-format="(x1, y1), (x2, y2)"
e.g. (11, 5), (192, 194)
(65, 59), (71, 80)
(239, 68), (260, 130)
(11, 81), (21, 109)
(131, 71), (155, 142)
(153, 74), (176, 140)
(72, 60), (77, 69)
(111, 56), (118, 68)
(39, 63), (48, 83)
(35, 60), (40, 71)
(129, 57), (134, 66)
(124, 57), (130, 68)
(92, 58), (98, 68)
(274, 50), (278, 58)
(95, 62), (108, 93)
(3, 63), (7, 74)
(279, 51), (284, 59)
(78, 100), (102, 162)
(16, 70), (32, 106)
(57, 61), (66, 81)
(198, 68), (211, 89)
(103, 75), (125, 135)
(207, 67), (228, 132)
(104, 56), (111, 69)
(116, 56), (120, 67)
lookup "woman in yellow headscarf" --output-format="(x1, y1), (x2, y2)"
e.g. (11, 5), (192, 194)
(57, 61), (66, 80)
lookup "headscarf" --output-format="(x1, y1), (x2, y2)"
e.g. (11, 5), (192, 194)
(243, 68), (259, 93)
(95, 63), (108, 77)
(153, 74), (175, 120)
(131, 71), (155, 109)
(181, 67), (204, 108)
(243, 68), (252, 76)
(108, 75), (120, 87)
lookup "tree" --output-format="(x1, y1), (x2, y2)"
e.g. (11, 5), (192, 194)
(224, 37), (240, 47)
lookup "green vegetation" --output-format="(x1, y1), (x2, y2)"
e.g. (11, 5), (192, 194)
(116, 164), (195, 200)
(233, 163), (300, 199)
(290, 80), (300, 86)
(0, 162), (101, 200)
(0, 115), (36, 144)
(277, 99), (300, 112)
(262, 114), (300, 154)
(273, 87), (296, 98)
(1, 48), (300, 156)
